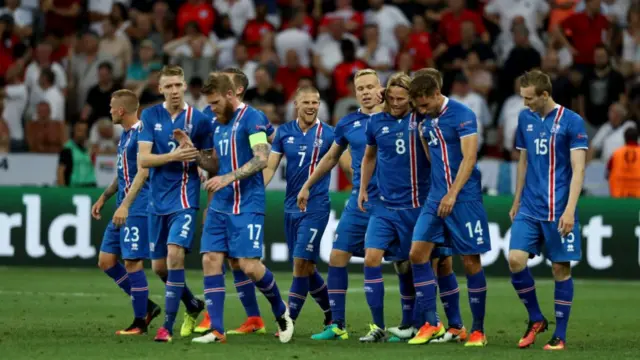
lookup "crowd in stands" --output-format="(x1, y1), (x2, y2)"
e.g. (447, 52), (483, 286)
(1, 0), (639, 193)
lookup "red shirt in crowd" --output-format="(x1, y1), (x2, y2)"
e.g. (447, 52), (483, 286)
(275, 66), (314, 101)
(438, 9), (486, 46)
(281, 15), (316, 38)
(45, 0), (81, 36)
(401, 32), (434, 71)
(333, 60), (368, 100)
(177, 1), (216, 36)
(0, 35), (19, 78)
(561, 12), (609, 65)
(320, 9), (364, 38)
(243, 19), (275, 59)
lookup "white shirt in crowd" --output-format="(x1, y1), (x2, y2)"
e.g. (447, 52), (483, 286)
(484, 0), (549, 37)
(2, 84), (28, 142)
(185, 93), (209, 112)
(450, 92), (487, 149)
(24, 62), (68, 91)
(591, 121), (637, 164)
(210, 33), (237, 70)
(0, 5), (33, 28)
(231, 61), (258, 89)
(313, 33), (359, 90)
(28, 86), (65, 122)
(275, 28), (313, 68)
(357, 44), (393, 85)
(90, 119), (123, 153)
(498, 94), (526, 151)
(363, 5), (410, 54)
(214, 0), (256, 37)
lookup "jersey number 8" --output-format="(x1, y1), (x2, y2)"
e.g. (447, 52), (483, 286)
(395, 139), (406, 154)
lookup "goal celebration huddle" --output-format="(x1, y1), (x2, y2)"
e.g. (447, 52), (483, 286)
(91, 64), (587, 351)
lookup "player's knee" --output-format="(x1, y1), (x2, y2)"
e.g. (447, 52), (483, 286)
(551, 262), (571, 281)
(363, 250), (383, 267)
(166, 245), (185, 269)
(462, 254), (482, 275)
(393, 260), (410, 275)
(508, 250), (528, 273)
(152, 259), (167, 278)
(409, 248), (429, 265)
(97, 252), (117, 271)
(227, 258), (241, 270)
(239, 258), (264, 280)
(124, 259), (144, 273)
(293, 259), (314, 277)
(202, 252), (224, 275)
(437, 257), (454, 276)
(329, 249), (351, 267)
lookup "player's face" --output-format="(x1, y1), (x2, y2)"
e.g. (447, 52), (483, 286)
(386, 86), (410, 117)
(206, 91), (235, 124)
(159, 75), (186, 107)
(354, 74), (379, 109)
(109, 97), (124, 124)
(413, 94), (440, 117)
(520, 85), (546, 114)
(295, 92), (320, 124)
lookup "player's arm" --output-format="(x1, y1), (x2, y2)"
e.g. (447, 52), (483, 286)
(91, 175), (118, 220)
(234, 134), (270, 180)
(196, 148), (219, 175)
(302, 142), (347, 190)
(509, 149), (527, 221)
(338, 149), (353, 182)
(438, 133), (477, 217)
(564, 149), (586, 215)
(113, 154), (149, 226)
(419, 122), (432, 162)
(138, 141), (198, 168)
(559, 118), (589, 236)
(263, 151), (283, 186)
(358, 144), (377, 211)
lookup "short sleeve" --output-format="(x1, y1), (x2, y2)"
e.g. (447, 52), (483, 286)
(456, 110), (478, 138)
(514, 112), (526, 150)
(271, 127), (283, 154)
(138, 109), (154, 143)
(568, 115), (589, 150)
(365, 117), (376, 146)
(259, 112), (275, 137)
(246, 110), (269, 136)
(334, 120), (348, 147)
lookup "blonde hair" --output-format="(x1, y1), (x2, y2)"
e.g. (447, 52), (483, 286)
(384, 72), (412, 113)
(518, 70), (553, 96)
(354, 68), (379, 81)
(294, 85), (320, 98)
(160, 65), (185, 79)
(111, 89), (139, 114)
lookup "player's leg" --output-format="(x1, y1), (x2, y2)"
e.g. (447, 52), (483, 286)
(302, 212), (332, 325)
(98, 223), (131, 296)
(509, 213), (548, 348)
(541, 220), (581, 351)
(223, 257), (264, 334)
(431, 252), (467, 343)
(446, 201), (491, 347)
(408, 201), (445, 345)
(232, 213), (294, 343)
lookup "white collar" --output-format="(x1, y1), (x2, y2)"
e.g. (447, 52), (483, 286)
(162, 102), (188, 111)
(440, 96), (449, 113)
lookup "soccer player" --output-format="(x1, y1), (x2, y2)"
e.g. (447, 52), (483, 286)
(138, 65), (213, 342)
(191, 73), (294, 344)
(91, 89), (161, 334)
(357, 72), (430, 342)
(263, 85), (334, 332)
(408, 74), (490, 347)
(298, 69), (382, 341)
(195, 67), (269, 335)
(508, 70), (587, 351)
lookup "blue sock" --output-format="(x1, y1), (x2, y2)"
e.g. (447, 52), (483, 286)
(327, 266), (348, 328)
(163, 269), (186, 333)
(412, 262), (438, 326)
(254, 268), (287, 318)
(309, 270), (332, 324)
(363, 266), (385, 329)
(467, 270), (487, 333)
(104, 263), (131, 296)
(288, 276), (309, 320)
(553, 278), (574, 341)
(397, 271), (415, 327)
(438, 273), (463, 328)
(128, 270), (149, 320)
(204, 275), (225, 334)
(159, 274), (200, 313)
(511, 267), (544, 322)
(233, 270), (261, 317)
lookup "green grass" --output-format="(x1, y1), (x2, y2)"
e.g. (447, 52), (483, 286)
(0, 267), (637, 359)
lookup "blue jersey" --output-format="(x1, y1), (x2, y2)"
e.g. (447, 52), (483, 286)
(202, 105), (274, 137)
(421, 97), (482, 203)
(366, 111), (429, 209)
(115, 122), (149, 216)
(272, 120), (334, 213)
(335, 109), (381, 202)
(139, 103), (213, 215)
(211, 103), (270, 214)
(515, 105), (588, 221)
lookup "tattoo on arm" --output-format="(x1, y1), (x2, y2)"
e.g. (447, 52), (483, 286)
(197, 149), (219, 175)
(102, 176), (118, 200)
(233, 143), (270, 181)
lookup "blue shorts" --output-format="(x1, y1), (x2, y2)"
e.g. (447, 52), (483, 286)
(201, 210), (264, 259)
(100, 216), (150, 260)
(413, 200), (491, 255)
(148, 208), (197, 260)
(510, 213), (582, 262)
(365, 206), (422, 262)
(285, 211), (329, 263)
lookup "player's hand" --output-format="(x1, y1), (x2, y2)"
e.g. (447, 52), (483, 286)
(205, 173), (234, 193)
(297, 186), (310, 212)
(170, 146), (199, 162)
(437, 192), (457, 218)
(375, 87), (385, 105)
(558, 211), (574, 238)
(509, 201), (520, 222)
(91, 197), (105, 220)
(173, 129), (194, 148)
(112, 205), (129, 227)
(358, 191), (368, 212)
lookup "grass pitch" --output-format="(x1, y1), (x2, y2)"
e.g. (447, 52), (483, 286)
(0, 267), (637, 360)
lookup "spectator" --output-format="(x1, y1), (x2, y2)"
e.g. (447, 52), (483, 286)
(137, 68), (164, 108)
(212, 15), (239, 70)
(589, 103), (637, 164)
(0, 14), (19, 79)
(231, 42), (258, 89)
(319, 0), (364, 38)
(27, 68), (65, 122)
(285, 77), (331, 123)
(0, 110), (9, 153)
(177, 0), (215, 36)
(57, 121), (97, 188)
(214, 0), (256, 37)
(449, 73), (486, 149)
(499, 22), (541, 102)
(25, 41), (67, 93)
(364, 0), (410, 53)
(43, 0), (81, 37)
(92, 2), (130, 37)
(438, 0), (488, 46)
(548, 0), (579, 31)
(607, 127), (640, 198)
(127, 12), (164, 58)
(464, 51), (494, 99)
(99, 17), (133, 81)
(484, 0), (549, 48)
(184, 77), (208, 111)
(125, 40), (160, 89)
(275, 9), (313, 68)
(275, 50), (313, 101)
(621, 7), (640, 77)
(494, 15), (546, 64)
(333, 39), (368, 100)
(281, 3), (315, 38)
(87, 0), (115, 34)
(245, 65), (285, 116)
(44, 30), (69, 65)
(88, 117), (121, 155)
(25, 102), (66, 153)
(332, 74), (359, 125)
(163, 21), (215, 82)
(541, 49), (575, 109)
(242, 4), (276, 59)
(81, 62), (119, 128)
(0, 0), (33, 38)
(578, 44), (625, 133)
(497, 77), (526, 160)
(2, 70), (28, 151)
(357, 23), (393, 85)
(256, 30), (279, 76)
(313, 18), (359, 91)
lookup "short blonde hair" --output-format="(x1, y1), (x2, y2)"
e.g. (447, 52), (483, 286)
(294, 85), (320, 98)
(354, 68), (379, 80)
(111, 89), (139, 114)
(160, 65), (184, 79)
(519, 70), (552, 96)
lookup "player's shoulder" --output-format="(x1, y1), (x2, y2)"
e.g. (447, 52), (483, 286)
(559, 106), (583, 124)
(447, 97), (475, 117)
(140, 103), (164, 120)
(320, 120), (335, 133)
(276, 120), (295, 135)
(517, 107), (535, 124)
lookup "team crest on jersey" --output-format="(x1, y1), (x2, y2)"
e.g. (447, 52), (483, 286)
(408, 120), (417, 130)
(551, 124), (560, 134)
(185, 123), (193, 132)
(287, 136), (295, 144)
(431, 119), (439, 128)
(353, 120), (361, 128)
(382, 126), (389, 134)
(313, 139), (323, 147)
